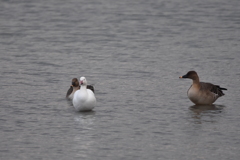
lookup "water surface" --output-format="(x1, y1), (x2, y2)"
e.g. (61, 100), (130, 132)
(0, 0), (240, 159)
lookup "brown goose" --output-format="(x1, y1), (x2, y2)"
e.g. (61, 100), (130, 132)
(179, 71), (227, 105)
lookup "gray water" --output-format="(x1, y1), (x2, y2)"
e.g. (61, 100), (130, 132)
(0, 0), (240, 159)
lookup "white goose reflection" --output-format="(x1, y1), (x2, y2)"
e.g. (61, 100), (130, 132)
(73, 112), (96, 158)
(74, 112), (96, 129)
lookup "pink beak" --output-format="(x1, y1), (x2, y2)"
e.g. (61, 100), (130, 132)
(80, 81), (83, 85)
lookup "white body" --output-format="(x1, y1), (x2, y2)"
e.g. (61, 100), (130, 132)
(72, 77), (96, 111)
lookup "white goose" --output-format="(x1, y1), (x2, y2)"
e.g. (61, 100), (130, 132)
(73, 77), (96, 111)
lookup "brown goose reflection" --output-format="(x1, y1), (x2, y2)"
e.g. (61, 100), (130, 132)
(189, 104), (225, 115)
(189, 104), (225, 123)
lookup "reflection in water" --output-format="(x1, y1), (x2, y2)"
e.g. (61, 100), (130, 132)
(73, 112), (96, 158)
(74, 111), (96, 129)
(66, 99), (73, 107)
(189, 104), (225, 123)
(189, 104), (225, 114)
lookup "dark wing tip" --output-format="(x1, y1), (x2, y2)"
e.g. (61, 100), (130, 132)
(66, 86), (73, 98)
(220, 87), (227, 90)
(87, 85), (95, 93)
(211, 85), (226, 96)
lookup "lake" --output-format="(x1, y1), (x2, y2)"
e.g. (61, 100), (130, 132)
(0, 0), (240, 159)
